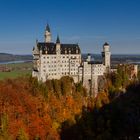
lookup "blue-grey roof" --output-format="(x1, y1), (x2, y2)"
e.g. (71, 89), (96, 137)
(37, 42), (81, 54)
(46, 24), (50, 32)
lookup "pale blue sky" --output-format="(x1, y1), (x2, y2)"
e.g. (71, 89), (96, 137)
(0, 0), (140, 54)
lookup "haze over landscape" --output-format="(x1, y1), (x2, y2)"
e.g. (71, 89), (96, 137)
(0, 0), (140, 54)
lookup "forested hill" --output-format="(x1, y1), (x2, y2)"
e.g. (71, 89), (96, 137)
(61, 83), (140, 140)
(0, 66), (140, 139)
(0, 53), (32, 62)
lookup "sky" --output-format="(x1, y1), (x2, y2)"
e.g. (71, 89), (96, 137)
(0, 0), (140, 54)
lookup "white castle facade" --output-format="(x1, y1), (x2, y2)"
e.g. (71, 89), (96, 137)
(32, 25), (111, 96)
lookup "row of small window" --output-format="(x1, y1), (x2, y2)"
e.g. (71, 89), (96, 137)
(92, 72), (103, 75)
(92, 68), (104, 71)
(43, 61), (69, 63)
(84, 68), (103, 71)
(70, 72), (78, 75)
(44, 64), (79, 68)
(70, 60), (80, 63)
(43, 56), (56, 59)
(84, 72), (103, 75)
(47, 72), (69, 76)
(47, 65), (69, 68)
(43, 60), (80, 64)
(46, 72), (78, 76)
(43, 65), (69, 68)
(84, 73), (91, 75)
(47, 69), (69, 72)
(92, 65), (103, 67)
(84, 69), (91, 72)
(43, 56), (80, 59)
(43, 68), (78, 72)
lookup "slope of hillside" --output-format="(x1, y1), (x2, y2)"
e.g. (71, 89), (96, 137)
(61, 83), (140, 140)
(0, 76), (88, 140)
(0, 72), (140, 139)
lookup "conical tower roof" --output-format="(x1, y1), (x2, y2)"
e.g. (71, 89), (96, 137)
(56, 35), (60, 44)
(46, 24), (50, 32)
(104, 42), (109, 46)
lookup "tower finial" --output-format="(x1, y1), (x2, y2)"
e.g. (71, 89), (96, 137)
(56, 35), (60, 44)
(46, 24), (50, 32)
(36, 39), (38, 44)
(104, 42), (109, 46)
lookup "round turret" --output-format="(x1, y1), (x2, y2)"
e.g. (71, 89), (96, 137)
(102, 42), (111, 71)
(103, 42), (110, 52)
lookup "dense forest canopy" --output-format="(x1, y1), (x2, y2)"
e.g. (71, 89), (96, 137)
(0, 65), (140, 140)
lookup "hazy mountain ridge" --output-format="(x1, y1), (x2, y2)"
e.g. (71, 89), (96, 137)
(0, 53), (140, 63)
(0, 53), (32, 62)
(82, 54), (140, 63)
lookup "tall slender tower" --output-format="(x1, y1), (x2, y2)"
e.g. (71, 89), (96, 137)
(56, 35), (61, 54)
(102, 42), (111, 71)
(44, 24), (51, 43)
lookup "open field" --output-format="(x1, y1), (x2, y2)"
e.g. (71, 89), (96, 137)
(0, 62), (32, 80)
(0, 71), (31, 80)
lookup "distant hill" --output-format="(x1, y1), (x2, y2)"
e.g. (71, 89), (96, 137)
(1, 53), (140, 63)
(0, 53), (32, 62)
(82, 54), (140, 64)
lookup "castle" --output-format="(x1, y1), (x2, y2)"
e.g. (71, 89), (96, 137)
(32, 24), (111, 96)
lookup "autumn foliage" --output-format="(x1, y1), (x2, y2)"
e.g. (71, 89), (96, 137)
(0, 68), (137, 140)
(0, 76), (91, 140)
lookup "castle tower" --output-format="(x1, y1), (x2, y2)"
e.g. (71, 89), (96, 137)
(102, 42), (111, 71)
(87, 53), (91, 62)
(56, 35), (61, 54)
(44, 24), (51, 43)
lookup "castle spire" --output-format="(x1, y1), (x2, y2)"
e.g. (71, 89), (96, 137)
(56, 35), (60, 44)
(46, 24), (50, 32)
(44, 24), (51, 43)
(104, 42), (109, 46)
